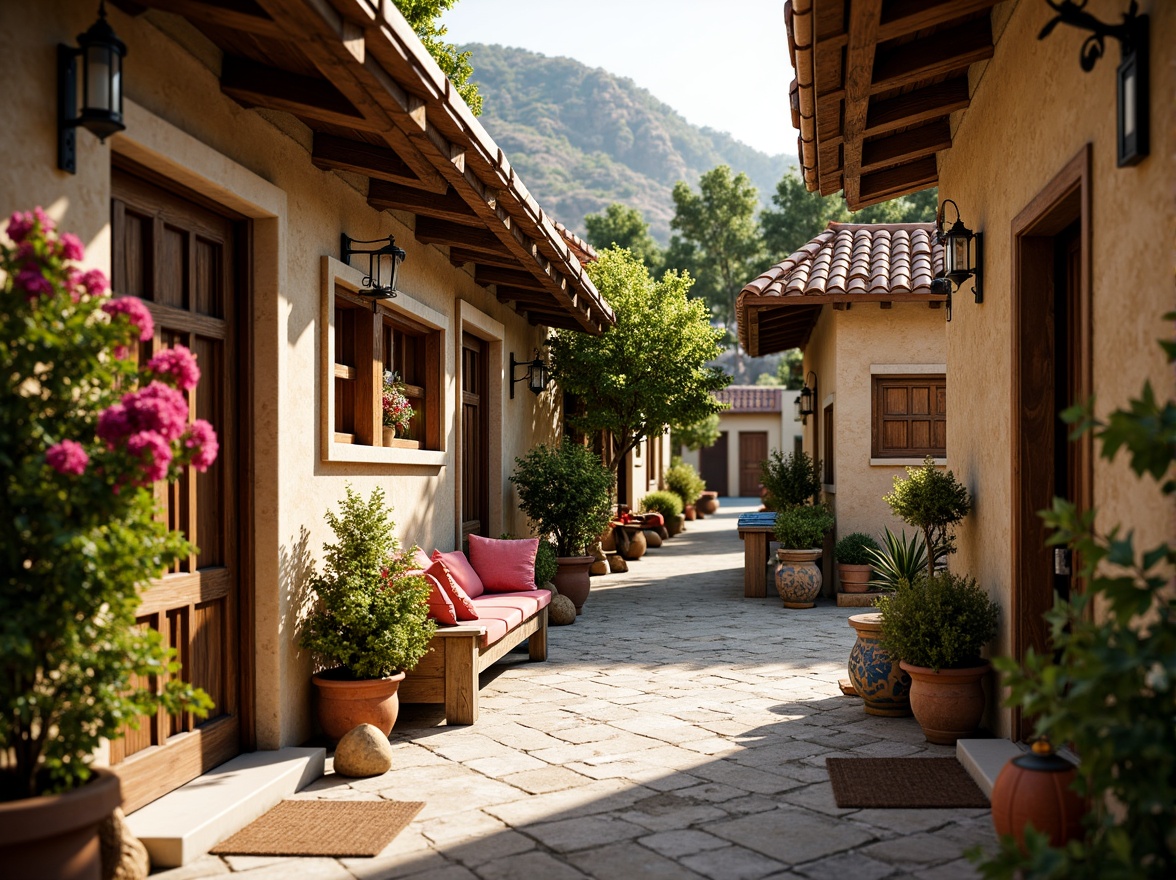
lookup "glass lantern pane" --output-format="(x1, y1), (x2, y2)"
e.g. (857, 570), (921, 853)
(951, 237), (969, 273)
(84, 46), (112, 111)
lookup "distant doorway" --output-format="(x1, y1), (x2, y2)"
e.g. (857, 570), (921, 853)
(1010, 146), (1092, 741)
(739, 431), (768, 497)
(700, 432), (729, 496)
(461, 333), (489, 542)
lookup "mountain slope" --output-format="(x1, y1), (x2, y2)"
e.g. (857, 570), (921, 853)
(463, 43), (795, 244)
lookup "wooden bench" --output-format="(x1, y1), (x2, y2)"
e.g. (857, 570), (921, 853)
(399, 605), (548, 725)
(737, 512), (777, 598)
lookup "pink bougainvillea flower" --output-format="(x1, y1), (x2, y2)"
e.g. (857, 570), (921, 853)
(46, 439), (89, 476)
(184, 419), (219, 472)
(78, 268), (109, 298)
(102, 296), (154, 342)
(147, 345), (201, 391)
(58, 232), (85, 262)
(6, 210), (34, 243)
(15, 267), (53, 299)
(33, 207), (56, 234)
(97, 382), (189, 445)
(126, 430), (173, 485)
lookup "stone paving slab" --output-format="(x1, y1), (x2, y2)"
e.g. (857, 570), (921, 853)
(152, 500), (996, 879)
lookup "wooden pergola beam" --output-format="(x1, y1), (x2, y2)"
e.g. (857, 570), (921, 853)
(841, 0), (884, 210)
(871, 21), (994, 94)
(860, 120), (952, 174)
(864, 77), (970, 137)
(220, 56), (383, 132)
(476, 266), (548, 291)
(312, 134), (446, 192)
(114, 0), (286, 39)
(368, 179), (480, 225)
(447, 248), (520, 270)
(857, 156), (940, 208)
(414, 217), (512, 256)
(877, 0), (1001, 42)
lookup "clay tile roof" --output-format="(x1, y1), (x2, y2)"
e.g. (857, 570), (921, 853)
(714, 386), (783, 413)
(552, 220), (598, 264)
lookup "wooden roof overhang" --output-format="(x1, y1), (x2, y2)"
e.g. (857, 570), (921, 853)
(111, 0), (613, 334)
(786, 0), (1001, 210)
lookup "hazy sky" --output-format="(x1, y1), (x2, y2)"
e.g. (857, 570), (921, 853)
(441, 0), (796, 157)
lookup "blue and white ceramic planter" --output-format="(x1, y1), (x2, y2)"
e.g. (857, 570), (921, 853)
(847, 612), (912, 717)
(775, 548), (823, 608)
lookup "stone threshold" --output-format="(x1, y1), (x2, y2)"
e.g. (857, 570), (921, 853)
(126, 746), (325, 868)
(956, 738), (1024, 797)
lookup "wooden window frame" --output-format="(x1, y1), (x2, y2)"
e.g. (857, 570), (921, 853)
(870, 371), (947, 462)
(321, 257), (446, 466)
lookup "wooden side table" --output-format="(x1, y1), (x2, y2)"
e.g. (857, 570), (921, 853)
(737, 512), (777, 598)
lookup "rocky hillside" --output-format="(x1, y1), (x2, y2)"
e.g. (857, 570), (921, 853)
(463, 43), (795, 244)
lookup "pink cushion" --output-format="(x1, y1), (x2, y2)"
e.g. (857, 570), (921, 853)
(417, 570), (457, 625)
(431, 550), (485, 598)
(411, 547), (433, 570)
(470, 591), (550, 618)
(467, 535), (539, 592)
(467, 599), (525, 633)
(426, 559), (479, 621)
(642, 512), (664, 528)
(475, 615), (510, 648)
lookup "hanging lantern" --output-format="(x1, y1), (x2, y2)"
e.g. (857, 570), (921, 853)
(990, 737), (1087, 850)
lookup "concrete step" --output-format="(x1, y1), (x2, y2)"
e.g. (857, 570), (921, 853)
(126, 746), (325, 868)
(956, 738), (1025, 797)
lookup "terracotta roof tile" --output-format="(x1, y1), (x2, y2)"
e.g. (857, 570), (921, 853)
(714, 386), (783, 413)
(552, 220), (598, 264)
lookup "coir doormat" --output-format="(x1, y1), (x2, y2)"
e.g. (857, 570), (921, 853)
(825, 757), (989, 808)
(210, 799), (424, 857)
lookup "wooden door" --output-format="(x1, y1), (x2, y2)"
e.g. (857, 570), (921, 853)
(110, 167), (245, 811)
(699, 431), (729, 496)
(461, 334), (488, 541)
(739, 431), (768, 497)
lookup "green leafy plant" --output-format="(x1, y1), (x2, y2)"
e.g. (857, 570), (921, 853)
(300, 487), (435, 680)
(0, 209), (216, 800)
(671, 413), (721, 452)
(664, 459), (707, 511)
(973, 325), (1176, 879)
(773, 503), (835, 549)
(883, 456), (971, 577)
(835, 532), (882, 566)
(760, 448), (822, 510)
(864, 528), (930, 591)
(639, 490), (684, 520)
(534, 540), (558, 588)
(876, 572), (998, 672)
(510, 440), (615, 557)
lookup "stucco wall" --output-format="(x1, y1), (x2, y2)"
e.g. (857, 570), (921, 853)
(1, 2), (562, 751)
(939, 1), (1175, 736)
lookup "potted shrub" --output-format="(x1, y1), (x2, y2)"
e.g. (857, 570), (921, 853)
(772, 503), (835, 608)
(0, 209), (215, 878)
(510, 440), (614, 613)
(883, 456), (971, 577)
(300, 486), (435, 742)
(834, 532), (881, 593)
(640, 490), (683, 537)
(877, 572), (999, 744)
(534, 539), (559, 588)
(760, 448), (821, 510)
(665, 460), (705, 521)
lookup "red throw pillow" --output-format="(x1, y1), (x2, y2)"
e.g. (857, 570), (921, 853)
(426, 559), (479, 621)
(431, 549), (485, 598)
(417, 570), (458, 625)
(411, 547), (433, 570)
(467, 534), (539, 592)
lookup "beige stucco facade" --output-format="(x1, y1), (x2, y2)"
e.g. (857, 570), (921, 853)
(1, 2), (575, 757)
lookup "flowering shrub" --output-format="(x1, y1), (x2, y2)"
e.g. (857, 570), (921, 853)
(381, 369), (415, 435)
(0, 208), (215, 800)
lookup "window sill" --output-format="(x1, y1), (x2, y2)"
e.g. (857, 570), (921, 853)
(870, 457), (947, 467)
(324, 439), (446, 468)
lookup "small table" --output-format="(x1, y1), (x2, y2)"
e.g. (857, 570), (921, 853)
(737, 512), (777, 598)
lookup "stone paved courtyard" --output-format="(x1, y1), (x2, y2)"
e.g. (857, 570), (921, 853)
(158, 499), (996, 879)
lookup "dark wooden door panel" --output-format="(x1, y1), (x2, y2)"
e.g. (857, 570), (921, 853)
(738, 432), (768, 497)
(700, 431), (728, 497)
(461, 334), (488, 541)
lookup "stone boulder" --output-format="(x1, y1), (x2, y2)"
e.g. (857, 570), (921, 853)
(333, 723), (394, 777)
(549, 594), (577, 625)
(100, 807), (149, 880)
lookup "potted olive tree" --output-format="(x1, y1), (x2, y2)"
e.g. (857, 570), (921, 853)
(301, 486), (435, 742)
(0, 210), (216, 878)
(877, 572), (999, 744)
(773, 503), (836, 608)
(510, 440), (614, 613)
(883, 456), (971, 577)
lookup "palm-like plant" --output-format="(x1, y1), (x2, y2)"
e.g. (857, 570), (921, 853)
(865, 528), (929, 591)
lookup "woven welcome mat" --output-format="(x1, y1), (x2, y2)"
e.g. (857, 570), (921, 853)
(211, 799), (424, 857)
(826, 757), (989, 808)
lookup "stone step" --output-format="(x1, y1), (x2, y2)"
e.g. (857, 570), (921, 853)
(126, 746), (325, 868)
(956, 738), (1025, 797)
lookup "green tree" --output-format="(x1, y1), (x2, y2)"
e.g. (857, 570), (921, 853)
(856, 187), (938, 224)
(760, 168), (848, 260)
(777, 348), (804, 389)
(755, 373), (782, 386)
(393, 0), (482, 115)
(672, 413), (721, 452)
(584, 203), (662, 273)
(549, 248), (728, 498)
(667, 165), (764, 330)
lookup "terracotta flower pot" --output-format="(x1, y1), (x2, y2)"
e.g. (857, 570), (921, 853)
(666, 514), (684, 536)
(775, 548), (823, 608)
(312, 669), (406, 742)
(697, 491), (719, 515)
(0, 768), (122, 880)
(837, 563), (873, 593)
(553, 555), (594, 613)
(847, 613), (911, 716)
(900, 660), (990, 745)
(991, 739), (1087, 850)
(683, 504), (696, 521)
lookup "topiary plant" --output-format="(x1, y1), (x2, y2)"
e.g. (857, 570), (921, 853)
(773, 503), (835, 549)
(835, 532), (882, 565)
(664, 460), (706, 511)
(639, 489), (684, 519)
(876, 572), (999, 672)
(760, 448), (822, 509)
(534, 540), (558, 587)
(883, 456), (971, 577)
(300, 486), (436, 680)
(510, 440), (615, 557)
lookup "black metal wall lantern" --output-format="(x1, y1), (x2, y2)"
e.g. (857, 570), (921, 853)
(1039, 0), (1149, 166)
(510, 350), (550, 399)
(795, 371), (816, 423)
(341, 233), (406, 302)
(58, 1), (127, 174)
(933, 199), (983, 322)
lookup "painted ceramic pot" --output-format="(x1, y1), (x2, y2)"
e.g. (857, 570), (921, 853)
(775, 548), (823, 608)
(847, 613), (912, 716)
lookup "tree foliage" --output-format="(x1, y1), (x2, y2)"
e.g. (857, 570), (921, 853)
(760, 449), (822, 510)
(549, 247), (728, 479)
(584, 203), (662, 273)
(393, 0), (482, 115)
(877, 572), (999, 671)
(777, 348), (804, 389)
(672, 413), (721, 452)
(883, 457), (971, 577)
(510, 441), (615, 557)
